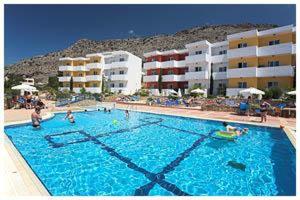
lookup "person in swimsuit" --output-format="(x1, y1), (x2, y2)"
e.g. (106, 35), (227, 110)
(65, 110), (75, 123)
(31, 106), (42, 128)
(260, 101), (271, 123)
(222, 122), (248, 136)
(125, 110), (129, 119)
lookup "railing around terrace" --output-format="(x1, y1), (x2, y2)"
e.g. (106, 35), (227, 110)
(55, 94), (97, 107)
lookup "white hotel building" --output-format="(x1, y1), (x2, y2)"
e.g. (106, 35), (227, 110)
(58, 51), (142, 95)
(143, 25), (296, 96)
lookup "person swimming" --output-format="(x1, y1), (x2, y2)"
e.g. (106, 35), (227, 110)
(104, 107), (107, 112)
(31, 106), (42, 128)
(222, 122), (248, 136)
(65, 110), (75, 123)
(125, 110), (129, 118)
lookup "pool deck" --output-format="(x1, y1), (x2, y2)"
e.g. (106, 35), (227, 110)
(1, 101), (296, 196)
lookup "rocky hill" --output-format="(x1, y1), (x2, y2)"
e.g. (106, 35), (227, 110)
(5, 23), (277, 83)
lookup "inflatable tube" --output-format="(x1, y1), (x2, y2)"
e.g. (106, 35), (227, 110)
(213, 131), (238, 140)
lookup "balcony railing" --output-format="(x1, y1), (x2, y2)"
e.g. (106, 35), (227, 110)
(86, 75), (102, 82)
(185, 71), (209, 80)
(58, 66), (73, 71)
(143, 75), (159, 82)
(227, 65), (295, 78)
(185, 53), (210, 64)
(227, 46), (258, 59)
(162, 74), (185, 82)
(110, 74), (128, 81)
(212, 72), (227, 80)
(86, 63), (103, 70)
(58, 76), (71, 82)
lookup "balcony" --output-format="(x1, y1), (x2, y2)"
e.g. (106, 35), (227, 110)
(58, 66), (73, 71)
(85, 87), (101, 93)
(211, 54), (227, 63)
(227, 46), (258, 59)
(212, 72), (227, 80)
(143, 75), (159, 82)
(258, 43), (295, 57)
(162, 74), (185, 82)
(58, 87), (70, 91)
(226, 88), (246, 97)
(143, 61), (161, 70)
(105, 61), (128, 69)
(160, 60), (186, 68)
(185, 71), (209, 80)
(86, 75), (102, 82)
(227, 66), (295, 78)
(227, 67), (257, 78)
(86, 62), (103, 70)
(257, 65), (295, 77)
(73, 65), (88, 71)
(110, 74), (128, 81)
(58, 76), (71, 82)
(185, 53), (210, 64)
(73, 77), (87, 82)
(73, 88), (82, 93)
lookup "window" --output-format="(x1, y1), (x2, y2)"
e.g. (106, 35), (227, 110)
(167, 84), (173, 89)
(238, 82), (247, 88)
(151, 70), (157, 75)
(169, 57), (174, 61)
(184, 83), (189, 89)
(119, 58), (125, 62)
(93, 83), (97, 87)
(66, 72), (71, 76)
(219, 67), (227, 72)
(167, 70), (174, 75)
(79, 73), (83, 77)
(268, 61), (280, 67)
(150, 84), (155, 89)
(238, 62), (247, 68)
(151, 58), (157, 62)
(79, 84), (82, 87)
(110, 71), (115, 75)
(219, 50), (227, 55)
(238, 43), (247, 48)
(93, 71), (98, 75)
(110, 83), (115, 88)
(195, 67), (202, 72)
(119, 70), (124, 74)
(195, 83), (202, 88)
(119, 83), (124, 88)
(268, 82), (278, 88)
(195, 50), (202, 55)
(184, 68), (189, 73)
(269, 40), (280, 46)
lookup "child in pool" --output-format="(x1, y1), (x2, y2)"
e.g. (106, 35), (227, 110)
(222, 122), (248, 136)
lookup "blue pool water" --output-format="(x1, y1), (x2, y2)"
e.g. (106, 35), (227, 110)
(4, 109), (295, 196)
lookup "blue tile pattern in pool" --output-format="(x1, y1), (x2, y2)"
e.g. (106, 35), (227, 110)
(4, 109), (296, 196)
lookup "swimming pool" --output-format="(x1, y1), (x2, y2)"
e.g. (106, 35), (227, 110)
(4, 109), (295, 196)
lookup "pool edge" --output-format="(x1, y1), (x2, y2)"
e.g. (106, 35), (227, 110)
(2, 134), (50, 196)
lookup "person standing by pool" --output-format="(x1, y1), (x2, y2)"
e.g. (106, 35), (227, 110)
(65, 110), (75, 123)
(246, 96), (251, 116)
(31, 106), (42, 128)
(260, 101), (271, 123)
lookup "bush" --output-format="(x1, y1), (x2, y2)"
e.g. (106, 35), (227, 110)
(168, 94), (178, 100)
(264, 87), (283, 99)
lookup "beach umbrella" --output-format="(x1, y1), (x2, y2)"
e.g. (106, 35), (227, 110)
(12, 84), (38, 92)
(169, 89), (178, 95)
(239, 87), (265, 95)
(286, 90), (296, 95)
(191, 88), (205, 94)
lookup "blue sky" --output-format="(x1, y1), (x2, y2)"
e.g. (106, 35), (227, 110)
(5, 4), (295, 65)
